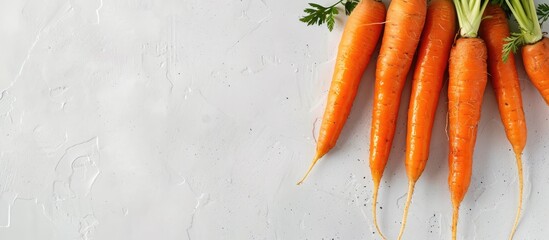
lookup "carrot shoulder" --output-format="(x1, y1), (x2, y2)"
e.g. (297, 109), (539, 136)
(369, 0), (426, 237)
(298, 0), (386, 184)
(522, 37), (549, 105)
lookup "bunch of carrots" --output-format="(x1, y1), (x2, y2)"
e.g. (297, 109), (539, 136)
(297, 0), (549, 238)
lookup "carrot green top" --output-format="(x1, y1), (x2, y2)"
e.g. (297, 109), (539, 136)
(503, 0), (545, 60)
(300, 0), (361, 31)
(453, 0), (489, 38)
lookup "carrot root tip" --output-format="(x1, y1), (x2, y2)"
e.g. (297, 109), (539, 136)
(452, 205), (459, 240)
(509, 153), (524, 240)
(296, 153), (322, 185)
(397, 181), (416, 240)
(372, 183), (387, 240)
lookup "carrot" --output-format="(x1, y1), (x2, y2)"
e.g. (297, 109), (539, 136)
(448, 37), (488, 240)
(479, 4), (527, 239)
(448, 0), (489, 238)
(368, 0), (427, 237)
(396, 0), (456, 238)
(503, 0), (549, 105)
(297, 0), (386, 185)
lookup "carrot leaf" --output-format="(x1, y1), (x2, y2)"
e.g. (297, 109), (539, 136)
(327, 8), (338, 30)
(344, 0), (360, 15)
(502, 32), (526, 61)
(300, 3), (330, 27)
(538, 3), (549, 25)
(300, 0), (359, 31)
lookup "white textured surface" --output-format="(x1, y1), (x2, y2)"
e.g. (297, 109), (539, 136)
(0, 0), (549, 239)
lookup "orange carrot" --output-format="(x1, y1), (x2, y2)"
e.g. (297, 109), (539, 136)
(368, 0), (427, 237)
(396, 0), (456, 238)
(448, 1), (489, 238)
(522, 37), (549, 105)
(448, 37), (488, 240)
(479, 4), (527, 239)
(503, 0), (549, 105)
(297, 0), (386, 185)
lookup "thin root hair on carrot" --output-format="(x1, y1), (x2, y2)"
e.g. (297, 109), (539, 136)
(372, 186), (387, 240)
(397, 181), (416, 240)
(297, 153), (321, 185)
(509, 153), (524, 240)
(358, 21), (388, 27)
(312, 118), (319, 143)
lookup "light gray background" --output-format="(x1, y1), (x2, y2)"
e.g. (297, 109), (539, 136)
(0, 0), (548, 239)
